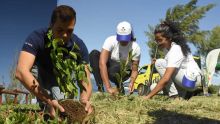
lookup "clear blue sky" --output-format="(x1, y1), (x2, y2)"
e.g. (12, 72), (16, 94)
(0, 0), (56, 86)
(0, 0), (219, 86)
(58, 0), (220, 84)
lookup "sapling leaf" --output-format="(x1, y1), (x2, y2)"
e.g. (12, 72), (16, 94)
(69, 51), (77, 60)
(115, 73), (121, 83)
(73, 42), (80, 50)
(46, 29), (90, 98)
(115, 50), (135, 94)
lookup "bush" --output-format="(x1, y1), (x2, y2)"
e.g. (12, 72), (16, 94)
(208, 85), (220, 94)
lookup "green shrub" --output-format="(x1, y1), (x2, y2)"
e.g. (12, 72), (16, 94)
(208, 85), (220, 94)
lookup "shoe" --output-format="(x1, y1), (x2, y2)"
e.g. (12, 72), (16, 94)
(184, 91), (194, 100)
(169, 94), (179, 99)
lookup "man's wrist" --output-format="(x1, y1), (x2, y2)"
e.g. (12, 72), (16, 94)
(45, 98), (53, 105)
(80, 97), (89, 103)
(106, 87), (111, 91)
(105, 84), (111, 90)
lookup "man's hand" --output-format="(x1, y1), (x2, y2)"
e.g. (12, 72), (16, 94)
(48, 100), (65, 118)
(84, 101), (93, 115)
(106, 87), (119, 95)
(80, 99), (93, 115)
(129, 83), (134, 93)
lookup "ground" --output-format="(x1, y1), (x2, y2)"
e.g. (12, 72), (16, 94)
(90, 93), (220, 124)
(59, 99), (88, 123)
(0, 93), (220, 124)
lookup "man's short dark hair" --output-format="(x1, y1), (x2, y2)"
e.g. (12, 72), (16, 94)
(50, 5), (76, 27)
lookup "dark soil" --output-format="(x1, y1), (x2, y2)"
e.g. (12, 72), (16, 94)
(59, 99), (90, 124)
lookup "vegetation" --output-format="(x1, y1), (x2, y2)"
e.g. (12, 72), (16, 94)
(146, 0), (216, 58)
(46, 30), (90, 98)
(2, 0), (219, 124)
(1, 93), (220, 124)
(115, 50), (133, 94)
(192, 26), (220, 56)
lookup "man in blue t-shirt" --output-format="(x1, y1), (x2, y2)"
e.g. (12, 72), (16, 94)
(16, 5), (92, 118)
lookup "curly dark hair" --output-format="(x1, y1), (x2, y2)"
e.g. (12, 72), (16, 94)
(154, 20), (191, 56)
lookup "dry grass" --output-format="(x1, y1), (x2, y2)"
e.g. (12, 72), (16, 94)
(0, 93), (220, 124)
(90, 93), (220, 124)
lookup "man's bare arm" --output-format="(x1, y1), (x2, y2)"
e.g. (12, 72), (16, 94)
(15, 51), (52, 104)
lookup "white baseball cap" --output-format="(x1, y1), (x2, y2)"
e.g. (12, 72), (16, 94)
(116, 21), (132, 42)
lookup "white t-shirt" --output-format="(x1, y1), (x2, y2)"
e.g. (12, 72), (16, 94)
(164, 42), (201, 80)
(102, 35), (141, 62)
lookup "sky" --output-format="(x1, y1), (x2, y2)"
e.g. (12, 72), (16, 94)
(0, 0), (219, 87)
(0, 0), (56, 86)
(57, 0), (220, 84)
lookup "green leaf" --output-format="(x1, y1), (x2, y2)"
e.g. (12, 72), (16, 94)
(66, 83), (73, 92)
(52, 39), (59, 49)
(73, 42), (80, 50)
(115, 73), (121, 83)
(55, 62), (62, 70)
(69, 51), (77, 60)
(46, 30), (88, 98)
(47, 29), (53, 40)
(58, 47), (68, 54)
(78, 70), (85, 81)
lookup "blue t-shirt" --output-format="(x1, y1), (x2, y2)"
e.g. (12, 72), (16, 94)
(22, 28), (89, 89)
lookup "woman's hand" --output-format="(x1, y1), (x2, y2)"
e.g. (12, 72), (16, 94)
(129, 82), (134, 93)
(151, 58), (157, 64)
(142, 95), (151, 100)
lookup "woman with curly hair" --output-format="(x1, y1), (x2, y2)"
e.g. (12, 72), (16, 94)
(144, 20), (202, 100)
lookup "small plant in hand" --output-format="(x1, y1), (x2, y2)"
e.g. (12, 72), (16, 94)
(115, 50), (134, 95)
(46, 29), (90, 98)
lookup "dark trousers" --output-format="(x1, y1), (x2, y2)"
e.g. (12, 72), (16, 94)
(89, 50), (130, 92)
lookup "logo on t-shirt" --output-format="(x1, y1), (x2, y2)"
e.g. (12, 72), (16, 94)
(25, 42), (33, 47)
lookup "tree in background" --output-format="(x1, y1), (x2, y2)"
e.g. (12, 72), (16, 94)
(191, 26), (220, 70)
(146, 0), (215, 59)
(5, 52), (27, 104)
(9, 59), (24, 91)
(193, 26), (220, 55)
(191, 26), (220, 85)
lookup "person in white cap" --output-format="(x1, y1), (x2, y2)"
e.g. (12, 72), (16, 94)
(143, 20), (203, 100)
(89, 21), (141, 94)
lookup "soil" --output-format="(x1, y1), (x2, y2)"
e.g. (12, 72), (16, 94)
(59, 99), (92, 124)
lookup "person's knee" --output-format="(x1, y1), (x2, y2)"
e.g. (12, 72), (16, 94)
(51, 86), (65, 100)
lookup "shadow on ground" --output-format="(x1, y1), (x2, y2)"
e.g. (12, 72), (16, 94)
(148, 109), (220, 124)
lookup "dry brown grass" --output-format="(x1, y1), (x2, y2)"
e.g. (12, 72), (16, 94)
(89, 93), (220, 124)
(0, 93), (220, 124)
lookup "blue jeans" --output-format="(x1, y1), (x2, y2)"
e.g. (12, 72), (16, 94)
(31, 65), (65, 100)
